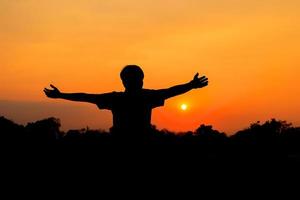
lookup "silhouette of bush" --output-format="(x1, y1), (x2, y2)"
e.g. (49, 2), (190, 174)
(25, 117), (61, 144)
(1, 116), (300, 158)
(0, 116), (25, 143)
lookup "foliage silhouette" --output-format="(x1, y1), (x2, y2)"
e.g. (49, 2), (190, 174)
(1, 116), (299, 159)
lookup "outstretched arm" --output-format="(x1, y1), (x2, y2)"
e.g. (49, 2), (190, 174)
(159, 73), (208, 99)
(43, 84), (99, 104)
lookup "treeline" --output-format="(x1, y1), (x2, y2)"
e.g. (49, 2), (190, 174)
(1, 116), (300, 158)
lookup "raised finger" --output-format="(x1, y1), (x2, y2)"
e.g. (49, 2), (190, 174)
(50, 84), (57, 90)
(202, 81), (208, 86)
(193, 73), (199, 79)
(199, 76), (208, 81)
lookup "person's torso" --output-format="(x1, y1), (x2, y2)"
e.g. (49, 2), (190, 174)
(111, 90), (154, 132)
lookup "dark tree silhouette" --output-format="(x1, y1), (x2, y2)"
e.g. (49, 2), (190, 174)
(25, 117), (61, 144)
(0, 116), (24, 144)
(1, 115), (300, 160)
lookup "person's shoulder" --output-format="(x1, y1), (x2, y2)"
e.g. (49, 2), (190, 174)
(142, 89), (164, 95)
(95, 91), (124, 109)
(101, 91), (123, 96)
(96, 91), (124, 100)
(142, 89), (165, 106)
(142, 89), (157, 93)
(142, 89), (164, 97)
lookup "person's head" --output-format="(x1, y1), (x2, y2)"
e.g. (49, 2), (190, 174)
(120, 65), (144, 92)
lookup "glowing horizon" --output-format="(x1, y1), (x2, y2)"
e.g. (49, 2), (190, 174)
(1, 0), (300, 134)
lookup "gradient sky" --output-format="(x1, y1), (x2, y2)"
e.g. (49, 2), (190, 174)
(1, 0), (300, 134)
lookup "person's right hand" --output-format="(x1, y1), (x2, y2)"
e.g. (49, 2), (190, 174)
(44, 84), (61, 98)
(189, 73), (208, 89)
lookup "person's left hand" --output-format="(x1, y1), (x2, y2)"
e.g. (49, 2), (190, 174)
(43, 84), (61, 98)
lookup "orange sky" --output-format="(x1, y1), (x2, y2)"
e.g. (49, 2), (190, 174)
(1, 0), (300, 134)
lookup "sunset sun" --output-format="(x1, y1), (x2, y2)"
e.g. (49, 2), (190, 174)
(180, 104), (188, 111)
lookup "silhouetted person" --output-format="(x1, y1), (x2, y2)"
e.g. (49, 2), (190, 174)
(44, 65), (208, 139)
